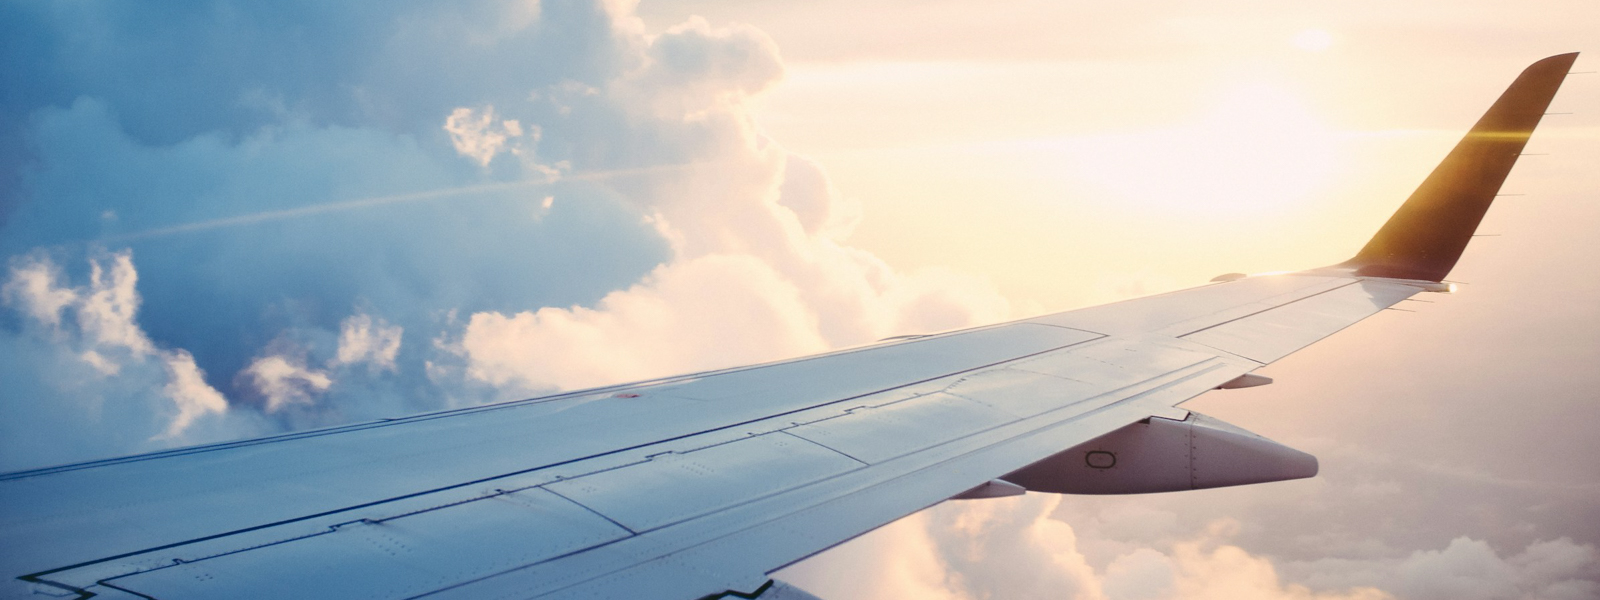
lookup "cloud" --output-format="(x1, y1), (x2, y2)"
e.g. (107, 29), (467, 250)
(243, 353), (334, 413)
(1292, 536), (1600, 600)
(0, 252), (257, 470)
(0, 255), (77, 329)
(422, 4), (1011, 391)
(0, 0), (1009, 471)
(456, 254), (828, 392)
(777, 154), (859, 240)
(160, 350), (232, 438)
(620, 16), (786, 118)
(775, 512), (967, 600)
(334, 312), (404, 371)
(444, 106), (531, 167)
(73, 251), (156, 355)
(784, 493), (1600, 600)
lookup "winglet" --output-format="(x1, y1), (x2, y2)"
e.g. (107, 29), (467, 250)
(1344, 53), (1579, 282)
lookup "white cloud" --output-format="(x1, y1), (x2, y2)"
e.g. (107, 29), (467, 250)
(776, 512), (968, 600)
(2, 4), (1013, 447)
(624, 16), (786, 118)
(457, 254), (828, 392)
(1, 255), (78, 330)
(244, 353), (333, 413)
(788, 493), (1600, 600)
(75, 251), (156, 355)
(334, 312), (403, 372)
(444, 105), (529, 166)
(1293, 536), (1600, 600)
(0, 252), (234, 453)
(160, 350), (230, 438)
(79, 349), (120, 376)
(1154, 536), (1391, 600)
(444, 13), (1011, 394)
(776, 155), (860, 240)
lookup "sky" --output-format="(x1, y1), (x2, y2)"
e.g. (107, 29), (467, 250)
(1, 1), (1597, 599)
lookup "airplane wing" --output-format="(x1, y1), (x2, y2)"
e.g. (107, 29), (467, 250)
(0, 53), (1578, 600)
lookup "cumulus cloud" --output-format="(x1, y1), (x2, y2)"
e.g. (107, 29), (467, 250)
(244, 353), (334, 413)
(73, 251), (156, 355)
(444, 106), (530, 167)
(3, 252), (156, 356)
(1292, 536), (1600, 600)
(777, 155), (860, 240)
(622, 16), (786, 118)
(457, 254), (828, 392)
(160, 350), (232, 438)
(0, 0), (1009, 469)
(334, 312), (404, 371)
(0, 252), (250, 469)
(0, 256), (77, 329)
(422, 5), (1010, 391)
(784, 493), (1600, 600)
(775, 512), (967, 600)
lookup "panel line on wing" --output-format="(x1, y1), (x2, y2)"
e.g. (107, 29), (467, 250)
(16, 326), (1106, 584)
(1167, 280), (1361, 340)
(437, 359), (1248, 600)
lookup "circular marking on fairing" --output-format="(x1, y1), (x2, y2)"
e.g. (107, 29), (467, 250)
(1085, 451), (1116, 469)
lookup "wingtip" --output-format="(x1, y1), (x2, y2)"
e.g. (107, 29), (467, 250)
(1533, 52), (1580, 68)
(1344, 54), (1580, 282)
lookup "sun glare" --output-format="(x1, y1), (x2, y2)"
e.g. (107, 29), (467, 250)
(1292, 29), (1334, 52)
(1060, 83), (1341, 220)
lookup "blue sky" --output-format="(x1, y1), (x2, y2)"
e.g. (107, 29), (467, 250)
(3, 1), (1597, 598)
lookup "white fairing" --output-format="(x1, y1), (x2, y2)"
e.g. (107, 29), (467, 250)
(999, 412), (1319, 495)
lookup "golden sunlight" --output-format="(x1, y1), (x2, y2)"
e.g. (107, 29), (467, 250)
(1292, 29), (1335, 52)
(1059, 83), (1341, 220)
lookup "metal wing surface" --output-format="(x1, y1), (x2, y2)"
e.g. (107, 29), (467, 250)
(0, 53), (1577, 600)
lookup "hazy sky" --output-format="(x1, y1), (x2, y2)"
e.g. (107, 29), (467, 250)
(2, 1), (1597, 598)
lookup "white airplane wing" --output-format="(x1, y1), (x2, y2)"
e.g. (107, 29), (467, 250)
(0, 52), (1577, 600)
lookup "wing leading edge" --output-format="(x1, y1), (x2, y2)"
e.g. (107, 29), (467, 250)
(0, 54), (1578, 600)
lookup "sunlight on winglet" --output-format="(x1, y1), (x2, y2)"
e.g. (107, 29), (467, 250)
(1466, 131), (1535, 140)
(1343, 52), (1579, 282)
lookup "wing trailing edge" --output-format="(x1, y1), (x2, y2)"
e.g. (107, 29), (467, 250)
(1344, 52), (1579, 282)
